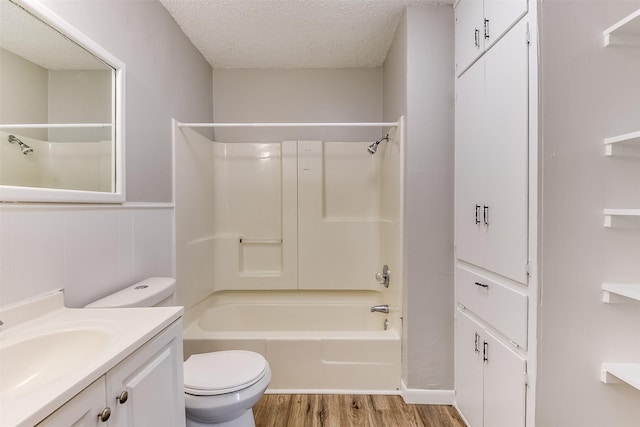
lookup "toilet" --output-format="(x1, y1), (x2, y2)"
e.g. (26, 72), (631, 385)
(86, 277), (271, 427)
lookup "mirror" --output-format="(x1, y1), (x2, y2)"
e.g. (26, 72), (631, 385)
(0, 0), (124, 202)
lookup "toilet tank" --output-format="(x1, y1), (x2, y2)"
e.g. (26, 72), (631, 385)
(85, 277), (176, 308)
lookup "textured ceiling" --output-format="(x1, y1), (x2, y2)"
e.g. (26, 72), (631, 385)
(160, 0), (452, 69)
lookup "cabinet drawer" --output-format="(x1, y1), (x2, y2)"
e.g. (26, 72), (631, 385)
(456, 266), (528, 348)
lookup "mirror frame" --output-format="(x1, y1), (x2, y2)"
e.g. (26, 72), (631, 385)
(0, 0), (125, 203)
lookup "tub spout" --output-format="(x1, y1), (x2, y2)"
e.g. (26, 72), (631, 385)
(370, 305), (389, 314)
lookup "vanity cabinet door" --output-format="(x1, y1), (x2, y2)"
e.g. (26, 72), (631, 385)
(483, 329), (526, 427)
(106, 321), (185, 427)
(454, 308), (484, 427)
(37, 377), (107, 427)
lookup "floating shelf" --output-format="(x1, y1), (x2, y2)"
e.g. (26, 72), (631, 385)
(0, 123), (112, 129)
(602, 283), (640, 303)
(604, 130), (640, 156)
(604, 8), (640, 47)
(601, 363), (640, 391)
(604, 209), (640, 227)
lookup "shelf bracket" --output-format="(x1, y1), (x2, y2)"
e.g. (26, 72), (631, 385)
(601, 363), (640, 390)
(601, 283), (640, 303)
(602, 290), (635, 304)
(601, 365), (624, 384)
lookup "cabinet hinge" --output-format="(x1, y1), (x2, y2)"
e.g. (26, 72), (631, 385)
(526, 25), (531, 45)
(525, 262), (531, 276)
(524, 372), (530, 386)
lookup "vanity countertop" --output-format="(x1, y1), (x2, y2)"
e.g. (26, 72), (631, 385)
(0, 291), (183, 427)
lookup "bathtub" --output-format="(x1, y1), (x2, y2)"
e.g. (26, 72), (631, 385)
(182, 291), (401, 393)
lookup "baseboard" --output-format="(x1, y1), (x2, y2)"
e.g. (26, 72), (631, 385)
(400, 380), (455, 405)
(265, 388), (401, 395)
(452, 402), (471, 426)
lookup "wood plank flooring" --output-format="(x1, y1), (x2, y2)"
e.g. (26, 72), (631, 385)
(253, 394), (466, 427)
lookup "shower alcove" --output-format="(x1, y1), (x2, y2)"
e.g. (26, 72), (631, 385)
(174, 119), (404, 392)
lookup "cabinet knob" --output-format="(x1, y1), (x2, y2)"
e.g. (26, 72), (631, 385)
(117, 390), (129, 404)
(98, 407), (111, 422)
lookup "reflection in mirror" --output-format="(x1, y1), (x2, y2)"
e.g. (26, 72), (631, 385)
(0, 0), (124, 201)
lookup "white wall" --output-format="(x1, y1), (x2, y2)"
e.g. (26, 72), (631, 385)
(48, 70), (112, 142)
(406, 5), (455, 391)
(0, 205), (174, 308)
(0, 1), (212, 309)
(40, 0), (213, 202)
(537, 1), (640, 425)
(212, 68), (383, 142)
(174, 67), (385, 310)
(0, 48), (48, 140)
(384, 5), (455, 392)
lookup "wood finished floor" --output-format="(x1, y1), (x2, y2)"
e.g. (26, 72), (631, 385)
(253, 394), (466, 427)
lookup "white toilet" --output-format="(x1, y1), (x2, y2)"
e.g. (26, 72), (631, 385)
(86, 277), (271, 427)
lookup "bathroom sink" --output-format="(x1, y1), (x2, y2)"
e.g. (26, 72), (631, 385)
(0, 328), (112, 399)
(0, 291), (183, 427)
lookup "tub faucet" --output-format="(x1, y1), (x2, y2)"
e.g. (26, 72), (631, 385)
(370, 305), (389, 314)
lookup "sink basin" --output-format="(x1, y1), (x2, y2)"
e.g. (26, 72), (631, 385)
(0, 328), (112, 399)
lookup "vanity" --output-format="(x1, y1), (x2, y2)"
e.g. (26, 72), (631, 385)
(0, 291), (185, 426)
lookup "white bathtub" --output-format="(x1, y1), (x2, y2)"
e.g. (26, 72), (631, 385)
(182, 291), (401, 393)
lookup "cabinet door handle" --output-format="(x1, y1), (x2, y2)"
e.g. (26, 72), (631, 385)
(483, 205), (489, 225)
(474, 332), (480, 354)
(483, 341), (489, 363)
(475, 281), (489, 289)
(117, 390), (129, 404)
(474, 28), (480, 48)
(475, 204), (481, 224)
(98, 407), (111, 422)
(484, 19), (490, 39)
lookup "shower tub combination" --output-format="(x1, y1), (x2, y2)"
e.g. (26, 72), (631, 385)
(175, 120), (404, 393)
(182, 290), (401, 392)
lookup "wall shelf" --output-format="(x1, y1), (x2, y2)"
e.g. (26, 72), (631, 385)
(603, 209), (640, 227)
(0, 123), (112, 129)
(604, 130), (640, 156)
(604, 8), (640, 47)
(601, 363), (640, 390)
(602, 283), (640, 303)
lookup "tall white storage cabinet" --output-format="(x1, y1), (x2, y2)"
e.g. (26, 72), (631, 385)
(454, 0), (533, 425)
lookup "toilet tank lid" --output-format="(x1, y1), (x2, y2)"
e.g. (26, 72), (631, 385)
(85, 277), (176, 308)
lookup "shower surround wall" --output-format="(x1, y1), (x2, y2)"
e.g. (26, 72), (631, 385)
(172, 65), (403, 393)
(209, 139), (386, 292)
(174, 125), (403, 390)
(176, 67), (392, 309)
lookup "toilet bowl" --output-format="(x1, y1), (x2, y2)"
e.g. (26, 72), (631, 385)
(184, 350), (271, 427)
(86, 278), (271, 427)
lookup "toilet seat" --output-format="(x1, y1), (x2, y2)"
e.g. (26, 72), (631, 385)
(184, 350), (268, 396)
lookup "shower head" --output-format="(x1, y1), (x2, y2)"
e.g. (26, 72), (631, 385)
(8, 135), (34, 155)
(367, 142), (378, 154)
(367, 134), (389, 155)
